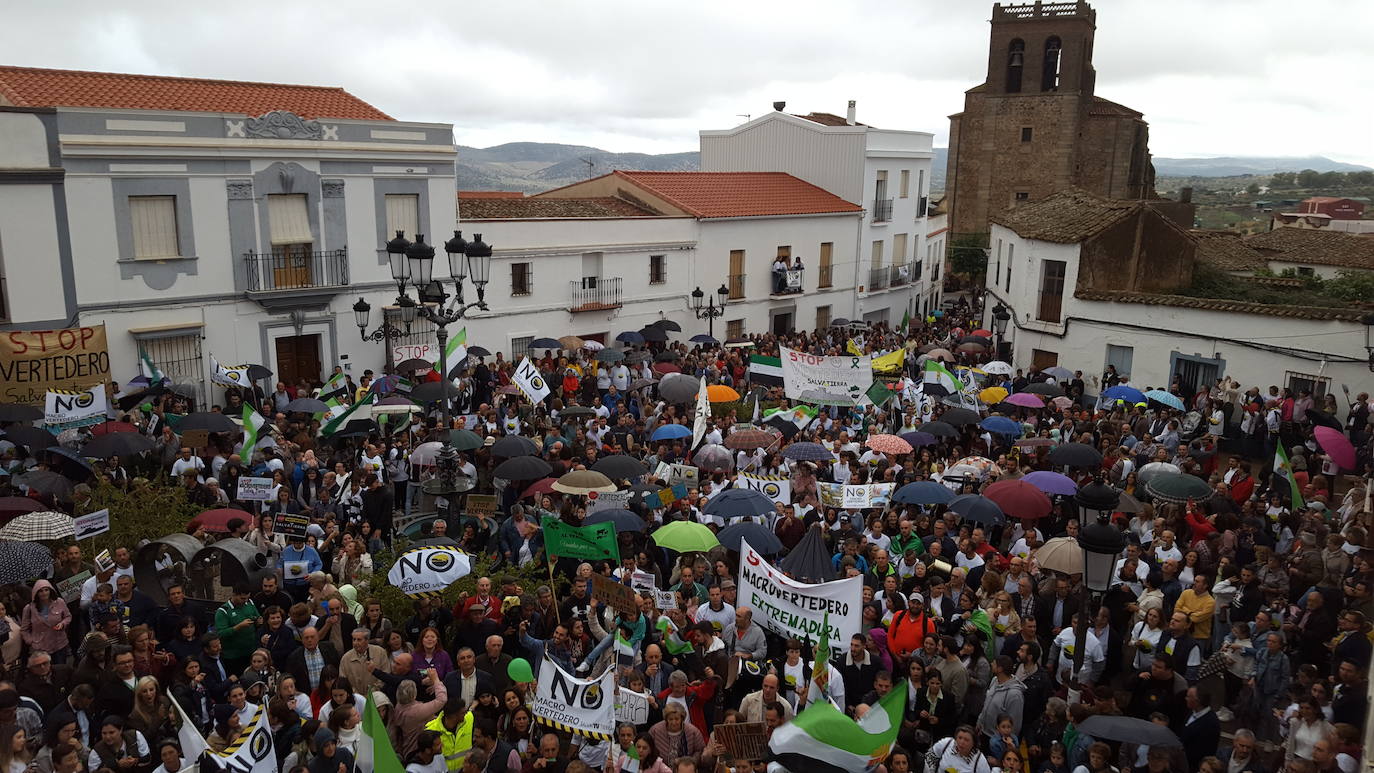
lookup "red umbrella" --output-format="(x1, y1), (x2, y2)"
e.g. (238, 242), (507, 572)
(520, 477), (558, 500)
(0, 496), (45, 522)
(984, 479), (1052, 519)
(1313, 426), (1356, 471)
(969, 329), (993, 338)
(90, 422), (138, 436)
(652, 362), (681, 375)
(190, 507), (254, 534)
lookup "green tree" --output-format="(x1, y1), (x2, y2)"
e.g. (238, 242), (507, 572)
(1296, 169), (1322, 188)
(77, 481), (205, 556)
(1245, 182), (1261, 195)
(1270, 172), (1296, 189)
(949, 236), (989, 281)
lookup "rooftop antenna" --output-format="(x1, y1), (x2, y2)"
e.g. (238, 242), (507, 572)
(737, 114), (751, 122)
(581, 156), (596, 175)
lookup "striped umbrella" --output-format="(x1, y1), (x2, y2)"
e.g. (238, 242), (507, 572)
(0, 511), (75, 541)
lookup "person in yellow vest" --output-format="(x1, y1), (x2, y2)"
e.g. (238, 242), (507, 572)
(423, 698), (475, 771)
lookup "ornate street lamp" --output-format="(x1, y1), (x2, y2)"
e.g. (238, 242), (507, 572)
(691, 283), (730, 339)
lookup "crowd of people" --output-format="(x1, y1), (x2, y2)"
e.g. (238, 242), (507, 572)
(1, 298), (1372, 773)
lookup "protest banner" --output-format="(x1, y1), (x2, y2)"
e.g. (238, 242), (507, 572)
(56, 570), (90, 603)
(205, 704), (275, 773)
(236, 477), (275, 501)
(533, 657), (616, 740)
(543, 518), (619, 563)
(44, 386), (108, 430)
(668, 464), (699, 489)
(738, 539), (862, 651)
(464, 493), (498, 517)
(738, 473), (791, 505)
(387, 545), (472, 598)
(778, 346), (871, 405)
(74, 509), (110, 540)
(275, 513), (311, 541)
(591, 574), (639, 617)
(614, 689), (650, 726)
(587, 490), (631, 514)
(817, 482), (894, 509)
(512, 357), (551, 403)
(94, 549), (115, 573)
(0, 325), (110, 405)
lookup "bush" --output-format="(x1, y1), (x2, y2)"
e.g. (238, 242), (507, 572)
(77, 480), (204, 555)
(356, 540), (553, 624)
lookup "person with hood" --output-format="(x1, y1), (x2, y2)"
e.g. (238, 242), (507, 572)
(423, 698), (474, 772)
(21, 580), (72, 664)
(976, 655), (1025, 745)
(309, 726), (355, 773)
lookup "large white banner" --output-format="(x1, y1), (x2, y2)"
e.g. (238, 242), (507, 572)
(779, 346), (871, 405)
(533, 657), (616, 741)
(738, 473), (791, 506)
(387, 545), (473, 598)
(44, 386), (107, 430)
(739, 539), (862, 651)
(817, 482), (894, 509)
(691, 377), (710, 448)
(512, 357), (551, 403)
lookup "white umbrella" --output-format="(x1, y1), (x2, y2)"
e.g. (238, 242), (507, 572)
(372, 403), (422, 415)
(983, 361), (1014, 376)
(1035, 536), (1083, 575)
(582, 340), (605, 351)
(409, 441), (444, 466)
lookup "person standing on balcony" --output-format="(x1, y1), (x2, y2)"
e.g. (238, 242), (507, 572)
(772, 255), (788, 293)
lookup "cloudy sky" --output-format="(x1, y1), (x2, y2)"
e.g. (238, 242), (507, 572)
(5, 0), (1372, 164)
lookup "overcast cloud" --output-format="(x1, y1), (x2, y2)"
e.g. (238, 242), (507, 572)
(5, 0), (1372, 165)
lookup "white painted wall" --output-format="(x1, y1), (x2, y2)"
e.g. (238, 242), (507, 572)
(700, 114), (868, 203)
(0, 113), (50, 167)
(0, 185), (64, 324)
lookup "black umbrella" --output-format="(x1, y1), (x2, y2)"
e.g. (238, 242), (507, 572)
(584, 508), (646, 533)
(830, 318), (851, 327)
(427, 429), (483, 451)
(45, 447), (94, 480)
(82, 431), (155, 459)
(530, 337), (562, 350)
(116, 384), (166, 411)
(591, 454), (648, 479)
(1049, 442), (1103, 468)
(0, 542), (54, 585)
(2, 425), (55, 449)
(177, 411), (237, 434)
(940, 408), (980, 426)
(395, 358), (433, 374)
(654, 351), (680, 363)
(917, 421), (958, 439)
(657, 374), (700, 404)
(1023, 382), (1064, 397)
(1076, 715), (1181, 748)
(494, 455), (552, 480)
(778, 525), (834, 583)
(638, 327), (668, 343)
(628, 378), (657, 391)
(616, 331), (645, 344)
(13, 470), (72, 499)
(650, 319), (683, 332)
(467, 346), (492, 357)
(560, 407), (597, 419)
(285, 397), (330, 413)
(411, 381), (462, 404)
(491, 435), (540, 458)
(624, 351), (654, 365)
(1306, 408), (1342, 431)
(245, 364), (273, 381)
(0, 404), (43, 423)
(717, 521), (783, 554)
(703, 488), (775, 520)
(949, 494), (1006, 527)
(334, 419), (379, 438)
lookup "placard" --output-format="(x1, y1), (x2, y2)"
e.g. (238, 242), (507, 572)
(738, 539), (862, 651)
(465, 493), (497, 517)
(181, 429), (210, 449)
(817, 482), (894, 509)
(512, 357), (551, 403)
(615, 688), (650, 725)
(778, 346), (871, 405)
(591, 574), (639, 616)
(392, 343), (435, 365)
(94, 549), (115, 573)
(74, 509), (110, 541)
(668, 464), (699, 488)
(45, 387), (108, 431)
(587, 490), (631, 514)
(630, 571), (656, 594)
(533, 657), (616, 741)
(56, 570), (91, 603)
(236, 476), (275, 502)
(0, 325), (110, 406)
(654, 590), (678, 610)
(715, 722), (769, 762)
(275, 513), (311, 540)
(738, 473), (791, 505)
(653, 461), (672, 483)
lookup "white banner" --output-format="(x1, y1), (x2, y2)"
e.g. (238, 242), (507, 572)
(74, 509), (110, 540)
(387, 545), (472, 597)
(207, 704), (275, 773)
(392, 343), (435, 366)
(817, 482), (894, 509)
(210, 355), (254, 389)
(779, 346), (871, 404)
(615, 688), (650, 725)
(739, 539), (862, 651)
(236, 477), (275, 501)
(691, 377), (710, 448)
(533, 657), (617, 740)
(587, 490), (631, 514)
(512, 357), (551, 403)
(738, 473), (791, 505)
(44, 387), (106, 430)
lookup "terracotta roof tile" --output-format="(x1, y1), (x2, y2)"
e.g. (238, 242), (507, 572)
(457, 191), (525, 200)
(1074, 289), (1367, 322)
(1191, 230), (1267, 272)
(989, 188), (1143, 243)
(608, 171), (862, 219)
(0, 65), (391, 120)
(1087, 97), (1143, 118)
(459, 196), (658, 219)
(1243, 227), (1374, 270)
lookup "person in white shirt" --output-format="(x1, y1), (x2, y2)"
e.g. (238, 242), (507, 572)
(610, 363), (630, 391)
(693, 585), (735, 633)
(1051, 613), (1104, 685)
(595, 366), (611, 393)
(1152, 530), (1184, 564)
(169, 447), (204, 482)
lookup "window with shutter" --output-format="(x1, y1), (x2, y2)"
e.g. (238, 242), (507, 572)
(129, 196), (180, 259)
(268, 194), (313, 247)
(384, 194), (420, 240)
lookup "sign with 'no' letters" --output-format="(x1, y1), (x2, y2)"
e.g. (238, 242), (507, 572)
(1, 326), (111, 405)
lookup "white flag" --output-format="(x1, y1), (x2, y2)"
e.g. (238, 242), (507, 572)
(512, 357), (551, 403)
(169, 689), (209, 761)
(691, 378), (711, 448)
(211, 355), (253, 388)
(206, 704), (275, 773)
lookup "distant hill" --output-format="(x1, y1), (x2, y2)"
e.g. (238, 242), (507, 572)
(1152, 155), (1371, 177)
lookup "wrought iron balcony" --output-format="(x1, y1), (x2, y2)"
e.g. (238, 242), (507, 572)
(868, 266), (889, 291)
(872, 198), (894, 222)
(244, 249), (349, 292)
(569, 277), (622, 311)
(771, 267), (803, 296)
(889, 263), (910, 286)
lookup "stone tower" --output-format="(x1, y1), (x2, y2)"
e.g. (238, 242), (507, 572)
(945, 1), (1156, 240)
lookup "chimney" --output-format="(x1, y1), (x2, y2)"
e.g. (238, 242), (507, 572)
(846, 100), (857, 125)
(773, 101), (786, 112)
(1179, 187), (1193, 204)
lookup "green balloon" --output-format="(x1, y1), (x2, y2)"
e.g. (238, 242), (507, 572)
(508, 657), (534, 683)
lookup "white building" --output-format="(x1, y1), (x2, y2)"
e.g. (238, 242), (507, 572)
(985, 190), (1371, 399)
(699, 103), (939, 325)
(459, 170), (862, 352)
(0, 65), (457, 401)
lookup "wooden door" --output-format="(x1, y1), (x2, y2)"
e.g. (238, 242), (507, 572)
(275, 334), (322, 388)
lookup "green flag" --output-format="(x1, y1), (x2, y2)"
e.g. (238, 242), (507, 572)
(321, 392), (376, 436)
(900, 308), (911, 332)
(864, 380), (896, 406)
(241, 405), (266, 458)
(1274, 443), (1305, 511)
(541, 516), (619, 562)
(434, 327), (467, 374)
(138, 348), (165, 384)
(356, 690), (405, 773)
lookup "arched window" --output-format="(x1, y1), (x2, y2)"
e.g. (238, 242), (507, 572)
(1042, 36), (1062, 91)
(1006, 39), (1025, 93)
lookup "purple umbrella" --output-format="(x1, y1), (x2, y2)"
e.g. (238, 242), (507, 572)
(1004, 392), (1045, 408)
(900, 431), (937, 447)
(1022, 470), (1078, 497)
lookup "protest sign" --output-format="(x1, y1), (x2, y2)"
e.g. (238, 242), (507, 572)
(614, 689), (650, 726)
(74, 509), (110, 540)
(0, 325), (110, 405)
(715, 722), (769, 763)
(738, 473), (791, 505)
(668, 464), (698, 489)
(653, 461), (672, 483)
(56, 570), (90, 603)
(387, 545), (472, 598)
(592, 574), (639, 616)
(512, 357), (551, 403)
(778, 346), (871, 405)
(275, 513), (311, 541)
(817, 482), (894, 509)
(654, 590), (678, 610)
(630, 570), (656, 594)
(44, 386), (107, 430)
(94, 549), (115, 573)
(236, 477), (275, 501)
(181, 429), (210, 449)
(533, 657), (616, 740)
(587, 490), (631, 514)
(543, 518), (619, 562)
(738, 539), (861, 651)
(465, 493), (497, 517)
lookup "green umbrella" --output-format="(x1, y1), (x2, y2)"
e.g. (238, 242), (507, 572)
(652, 521), (720, 554)
(1144, 472), (1213, 504)
(437, 429), (484, 451)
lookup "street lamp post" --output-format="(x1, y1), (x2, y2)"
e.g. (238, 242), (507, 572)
(691, 284), (730, 339)
(1363, 314), (1374, 372)
(1070, 476), (1125, 690)
(353, 295), (417, 373)
(356, 230), (492, 498)
(992, 301), (1011, 361)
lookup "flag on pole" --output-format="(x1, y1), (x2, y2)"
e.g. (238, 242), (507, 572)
(763, 404), (818, 434)
(863, 380), (896, 407)
(1274, 444), (1305, 511)
(748, 354), (783, 387)
(356, 690), (405, 773)
(169, 686), (209, 761)
(870, 348), (905, 375)
(319, 370), (348, 404)
(691, 379), (711, 448)
(322, 392), (376, 436)
(846, 339), (864, 357)
(769, 671), (906, 773)
(922, 359), (961, 395)
(242, 405), (267, 458)
(900, 309), (911, 332)
(139, 348), (165, 384)
(207, 704), (275, 773)
(435, 327), (467, 376)
(210, 355), (254, 389)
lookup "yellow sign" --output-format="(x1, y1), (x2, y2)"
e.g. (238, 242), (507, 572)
(0, 325), (111, 405)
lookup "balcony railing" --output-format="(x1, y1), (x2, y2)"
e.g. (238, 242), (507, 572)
(911, 260), (923, 282)
(868, 266), (889, 291)
(889, 263), (910, 286)
(771, 267), (803, 296)
(244, 249), (348, 292)
(569, 277), (622, 311)
(872, 198), (894, 222)
(728, 273), (746, 300)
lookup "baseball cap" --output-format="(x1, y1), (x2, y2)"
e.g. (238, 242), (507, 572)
(908, 592), (925, 604)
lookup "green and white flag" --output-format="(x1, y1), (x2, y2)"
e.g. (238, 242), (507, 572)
(1274, 444), (1305, 511)
(922, 359), (961, 394)
(434, 327), (467, 376)
(319, 370), (348, 404)
(356, 688), (404, 773)
(241, 405), (267, 458)
(749, 354), (783, 387)
(770, 671), (906, 773)
(138, 348), (165, 384)
(322, 392), (376, 436)
(763, 404), (817, 432)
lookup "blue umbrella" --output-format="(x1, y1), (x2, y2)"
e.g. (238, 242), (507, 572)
(530, 337), (562, 350)
(893, 480), (955, 505)
(949, 494), (1006, 526)
(979, 416), (1022, 436)
(717, 521), (783, 554)
(616, 331), (645, 344)
(650, 423), (692, 442)
(690, 334), (719, 345)
(704, 488), (775, 519)
(584, 508), (646, 533)
(900, 431), (937, 447)
(1144, 389), (1186, 411)
(1102, 385), (1146, 404)
(780, 442), (833, 462)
